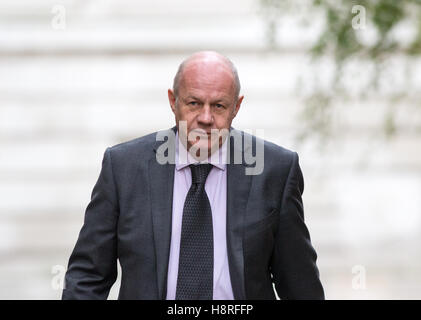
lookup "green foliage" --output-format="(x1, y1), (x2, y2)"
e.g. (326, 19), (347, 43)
(260, 0), (421, 141)
(312, 0), (416, 60)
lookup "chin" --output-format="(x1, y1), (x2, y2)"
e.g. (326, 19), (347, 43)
(189, 140), (216, 158)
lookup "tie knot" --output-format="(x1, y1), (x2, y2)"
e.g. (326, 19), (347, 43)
(189, 164), (213, 184)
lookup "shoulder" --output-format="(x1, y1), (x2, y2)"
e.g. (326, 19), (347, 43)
(229, 129), (298, 179)
(239, 129), (297, 164)
(104, 130), (163, 167)
(109, 131), (157, 153)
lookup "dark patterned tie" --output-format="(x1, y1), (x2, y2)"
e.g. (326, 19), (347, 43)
(176, 163), (214, 300)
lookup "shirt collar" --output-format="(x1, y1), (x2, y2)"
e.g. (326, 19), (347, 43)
(175, 131), (227, 171)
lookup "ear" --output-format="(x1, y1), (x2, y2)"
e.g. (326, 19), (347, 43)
(168, 89), (176, 114)
(232, 95), (244, 119)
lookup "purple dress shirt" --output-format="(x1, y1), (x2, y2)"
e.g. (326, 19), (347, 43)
(165, 132), (234, 300)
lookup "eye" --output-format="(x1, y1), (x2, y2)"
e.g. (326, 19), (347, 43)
(215, 104), (225, 109)
(188, 101), (199, 106)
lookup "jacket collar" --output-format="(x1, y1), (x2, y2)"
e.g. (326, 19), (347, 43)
(150, 125), (252, 299)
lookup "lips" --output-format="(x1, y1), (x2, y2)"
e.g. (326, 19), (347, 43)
(190, 130), (211, 136)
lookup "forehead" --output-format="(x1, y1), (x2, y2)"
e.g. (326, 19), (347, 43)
(179, 60), (235, 98)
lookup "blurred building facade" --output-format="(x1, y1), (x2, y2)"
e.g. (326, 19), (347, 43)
(0, 0), (421, 299)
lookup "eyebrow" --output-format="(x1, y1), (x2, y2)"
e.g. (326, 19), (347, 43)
(184, 96), (229, 104)
(185, 95), (202, 101)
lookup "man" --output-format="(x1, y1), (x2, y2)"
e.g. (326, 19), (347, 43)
(62, 51), (324, 300)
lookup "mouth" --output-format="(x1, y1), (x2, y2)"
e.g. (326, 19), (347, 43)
(190, 130), (211, 137)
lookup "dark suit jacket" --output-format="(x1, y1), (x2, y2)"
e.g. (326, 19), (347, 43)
(62, 127), (324, 300)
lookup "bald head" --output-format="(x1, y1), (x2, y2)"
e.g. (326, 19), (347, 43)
(168, 51), (244, 158)
(172, 51), (241, 101)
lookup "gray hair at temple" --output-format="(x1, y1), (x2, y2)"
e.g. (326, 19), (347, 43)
(172, 51), (241, 102)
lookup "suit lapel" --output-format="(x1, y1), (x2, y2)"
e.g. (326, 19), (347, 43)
(149, 127), (176, 299)
(148, 127), (252, 300)
(226, 129), (252, 300)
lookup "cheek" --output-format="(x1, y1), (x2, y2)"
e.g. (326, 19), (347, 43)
(177, 108), (198, 127)
(176, 106), (190, 120)
(214, 112), (233, 128)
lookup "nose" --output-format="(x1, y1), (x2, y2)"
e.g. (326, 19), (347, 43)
(197, 104), (214, 125)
